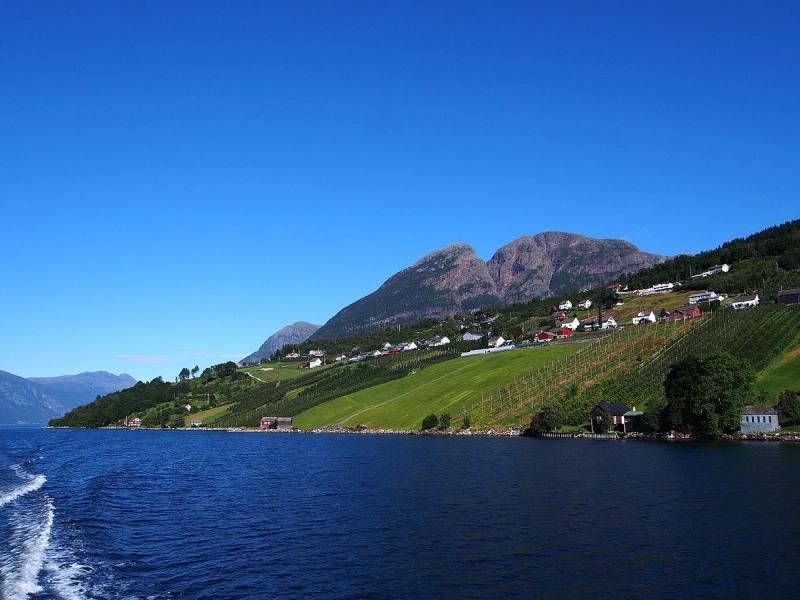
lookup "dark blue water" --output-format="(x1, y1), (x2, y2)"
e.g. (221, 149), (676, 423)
(1, 429), (799, 599)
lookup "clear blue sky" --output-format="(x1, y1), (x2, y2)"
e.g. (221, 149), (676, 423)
(1, 1), (798, 381)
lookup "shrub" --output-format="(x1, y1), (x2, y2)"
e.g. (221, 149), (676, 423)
(461, 415), (471, 429)
(421, 414), (439, 430)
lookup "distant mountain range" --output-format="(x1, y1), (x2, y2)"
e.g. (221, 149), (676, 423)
(0, 370), (136, 425)
(310, 232), (666, 339)
(241, 321), (320, 364)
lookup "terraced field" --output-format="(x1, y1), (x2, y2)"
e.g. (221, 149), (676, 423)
(293, 345), (581, 430)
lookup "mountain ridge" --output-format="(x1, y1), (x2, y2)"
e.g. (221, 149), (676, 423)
(241, 321), (320, 364)
(311, 232), (666, 339)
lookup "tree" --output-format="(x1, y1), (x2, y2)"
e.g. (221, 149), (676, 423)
(179, 367), (191, 381)
(530, 404), (563, 433)
(439, 413), (451, 429)
(421, 414), (439, 430)
(461, 414), (471, 429)
(776, 390), (800, 426)
(663, 353), (754, 436)
(191, 365), (200, 378)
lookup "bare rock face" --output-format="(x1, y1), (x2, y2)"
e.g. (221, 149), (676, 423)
(311, 233), (666, 339)
(488, 232), (666, 303)
(242, 321), (321, 364)
(311, 244), (501, 339)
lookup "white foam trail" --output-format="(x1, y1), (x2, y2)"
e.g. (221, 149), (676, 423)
(45, 558), (91, 600)
(0, 474), (47, 509)
(0, 498), (54, 599)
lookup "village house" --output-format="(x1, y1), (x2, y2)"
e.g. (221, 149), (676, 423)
(260, 416), (278, 430)
(276, 417), (293, 431)
(638, 282), (674, 296)
(632, 310), (657, 325)
(727, 294), (759, 310)
(741, 406), (779, 433)
(462, 332), (483, 342)
(691, 263), (731, 279)
(561, 316), (581, 330)
(578, 299), (592, 310)
(369, 350), (382, 357)
(777, 288), (800, 305)
(551, 311), (567, 321)
(668, 305), (702, 321)
(583, 316), (617, 331)
(308, 349), (324, 358)
(534, 330), (556, 342)
(285, 350), (300, 359)
(551, 327), (573, 339)
(402, 342), (418, 351)
(689, 291), (725, 304)
(383, 342), (392, 350)
(558, 300), (573, 311)
(487, 335), (506, 348)
(335, 354), (348, 362)
(190, 420), (203, 428)
(590, 403), (627, 432)
(127, 417), (142, 427)
(308, 356), (323, 368)
(431, 335), (451, 347)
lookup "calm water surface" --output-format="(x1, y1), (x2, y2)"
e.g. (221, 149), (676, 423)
(1, 428), (798, 599)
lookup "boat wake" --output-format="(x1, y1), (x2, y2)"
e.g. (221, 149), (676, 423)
(0, 471), (47, 509)
(0, 496), (54, 599)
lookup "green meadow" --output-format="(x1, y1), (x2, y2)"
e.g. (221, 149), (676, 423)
(293, 344), (580, 430)
(756, 344), (800, 398)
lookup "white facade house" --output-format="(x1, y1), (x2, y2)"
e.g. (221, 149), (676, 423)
(488, 336), (506, 348)
(632, 311), (657, 325)
(689, 291), (725, 305)
(335, 354), (348, 362)
(431, 336), (451, 346)
(285, 351), (300, 359)
(403, 342), (418, 351)
(308, 357), (323, 368)
(728, 294), (759, 310)
(562, 317), (581, 330)
(578, 299), (592, 310)
(638, 282), (674, 296)
(309, 349), (324, 358)
(558, 300), (573, 311)
(462, 332), (483, 342)
(383, 342), (392, 350)
(741, 406), (778, 433)
(585, 316), (618, 330)
(692, 264), (731, 279)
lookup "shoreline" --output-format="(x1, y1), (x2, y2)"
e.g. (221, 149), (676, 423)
(45, 425), (800, 442)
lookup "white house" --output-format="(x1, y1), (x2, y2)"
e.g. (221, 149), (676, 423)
(369, 350), (383, 357)
(383, 342), (392, 350)
(562, 316), (581, 331)
(558, 300), (573, 311)
(578, 299), (592, 310)
(689, 291), (725, 305)
(638, 282), (674, 296)
(309, 349), (324, 358)
(335, 354), (348, 362)
(741, 405), (778, 433)
(308, 357), (323, 368)
(728, 294), (759, 310)
(584, 316), (617, 331)
(487, 335), (506, 348)
(285, 350), (300, 359)
(632, 311), (657, 325)
(462, 332), (483, 342)
(431, 335), (451, 346)
(403, 342), (418, 351)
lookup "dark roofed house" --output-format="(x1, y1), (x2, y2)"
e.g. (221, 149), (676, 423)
(741, 406), (779, 433)
(777, 288), (800, 305)
(590, 403), (631, 433)
(260, 416), (278, 430)
(276, 417), (293, 431)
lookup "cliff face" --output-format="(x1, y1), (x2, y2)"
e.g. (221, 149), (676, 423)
(311, 244), (501, 340)
(310, 232), (667, 339)
(488, 232), (666, 304)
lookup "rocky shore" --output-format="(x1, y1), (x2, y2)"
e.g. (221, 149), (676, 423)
(624, 431), (800, 443)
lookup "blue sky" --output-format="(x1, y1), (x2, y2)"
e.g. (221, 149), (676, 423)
(1, 1), (798, 381)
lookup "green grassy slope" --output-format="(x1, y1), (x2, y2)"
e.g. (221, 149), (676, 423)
(294, 345), (580, 430)
(756, 343), (800, 397)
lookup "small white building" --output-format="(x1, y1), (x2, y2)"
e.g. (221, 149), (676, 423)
(285, 350), (300, 359)
(632, 311), (657, 325)
(383, 342), (392, 350)
(488, 335), (506, 348)
(431, 335), (451, 346)
(403, 342), (418, 351)
(562, 316), (581, 330)
(689, 291), (725, 305)
(728, 294), (759, 310)
(462, 332), (483, 342)
(578, 299), (592, 310)
(308, 357), (323, 368)
(558, 300), (573, 311)
(309, 349), (324, 358)
(741, 405), (778, 433)
(584, 316), (617, 331)
(335, 354), (348, 362)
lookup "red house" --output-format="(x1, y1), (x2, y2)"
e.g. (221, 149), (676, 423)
(669, 305), (701, 321)
(535, 330), (556, 341)
(260, 416), (277, 430)
(127, 417), (142, 427)
(555, 327), (573, 338)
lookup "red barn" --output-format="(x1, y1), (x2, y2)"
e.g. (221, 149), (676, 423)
(535, 331), (556, 342)
(669, 305), (701, 321)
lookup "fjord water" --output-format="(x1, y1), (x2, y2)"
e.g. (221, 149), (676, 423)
(1, 429), (798, 599)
